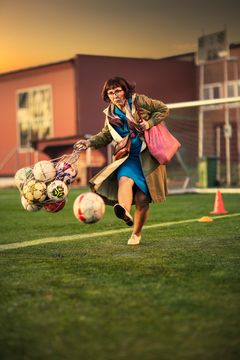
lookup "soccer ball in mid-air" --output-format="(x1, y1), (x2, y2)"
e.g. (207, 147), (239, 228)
(33, 160), (56, 182)
(47, 180), (68, 202)
(56, 161), (78, 185)
(14, 167), (33, 191)
(21, 195), (43, 212)
(73, 192), (105, 224)
(22, 179), (47, 203)
(43, 199), (66, 213)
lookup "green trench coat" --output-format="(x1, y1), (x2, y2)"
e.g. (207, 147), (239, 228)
(88, 93), (169, 205)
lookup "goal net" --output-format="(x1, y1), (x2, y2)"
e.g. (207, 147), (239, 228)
(166, 96), (240, 192)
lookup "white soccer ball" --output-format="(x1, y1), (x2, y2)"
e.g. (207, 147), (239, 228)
(21, 195), (43, 212)
(22, 179), (47, 203)
(33, 160), (56, 182)
(56, 161), (78, 185)
(14, 167), (33, 191)
(73, 192), (105, 224)
(47, 180), (68, 201)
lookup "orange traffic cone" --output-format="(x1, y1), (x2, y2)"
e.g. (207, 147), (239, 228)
(210, 190), (228, 215)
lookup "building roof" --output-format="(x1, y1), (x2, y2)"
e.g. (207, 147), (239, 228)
(0, 58), (74, 78)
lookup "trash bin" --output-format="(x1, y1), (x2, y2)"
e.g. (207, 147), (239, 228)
(198, 156), (218, 188)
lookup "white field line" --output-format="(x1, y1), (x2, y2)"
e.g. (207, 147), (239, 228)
(1, 213), (240, 252)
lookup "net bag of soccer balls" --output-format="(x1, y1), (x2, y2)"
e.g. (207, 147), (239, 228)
(15, 154), (78, 213)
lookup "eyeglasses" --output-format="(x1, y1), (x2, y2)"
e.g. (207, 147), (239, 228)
(107, 88), (124, 97)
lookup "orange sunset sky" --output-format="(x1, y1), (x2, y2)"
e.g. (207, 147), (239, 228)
(0, 0), (240, 74)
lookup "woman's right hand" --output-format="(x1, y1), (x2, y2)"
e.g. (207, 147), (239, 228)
(74, 139), (91, 151)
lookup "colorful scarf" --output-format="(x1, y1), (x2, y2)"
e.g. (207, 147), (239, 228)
(108, 97), (143, 135)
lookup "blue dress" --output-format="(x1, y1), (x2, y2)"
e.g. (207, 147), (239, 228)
(113, 100), (149, 195)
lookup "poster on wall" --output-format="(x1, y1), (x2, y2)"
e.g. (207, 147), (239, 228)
(16, 85), (53, 149)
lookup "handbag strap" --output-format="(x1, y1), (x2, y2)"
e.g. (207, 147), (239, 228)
(134, 100), (143, 121)
(134, 100), (145, 135)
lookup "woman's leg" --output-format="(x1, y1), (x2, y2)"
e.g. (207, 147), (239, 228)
(117, 176), (134, 213)
(132, 189), (151, 237)
(114, 176), (134, 226)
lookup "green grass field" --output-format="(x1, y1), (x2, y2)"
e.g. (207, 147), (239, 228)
(0, 188), (240, 360)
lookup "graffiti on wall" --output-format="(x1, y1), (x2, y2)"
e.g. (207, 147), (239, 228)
(17, 85), (53, 149)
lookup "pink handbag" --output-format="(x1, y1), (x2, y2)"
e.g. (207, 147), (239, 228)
(135, 102), (181, 165)
(144, 122), (181, 164)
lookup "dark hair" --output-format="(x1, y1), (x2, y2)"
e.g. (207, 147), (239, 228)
(101, 76), (136, 102)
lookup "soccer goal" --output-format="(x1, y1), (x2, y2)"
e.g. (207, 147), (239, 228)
(165, 96), (240, 192)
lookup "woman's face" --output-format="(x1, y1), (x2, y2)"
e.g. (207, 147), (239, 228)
(107, 87), (126, 108)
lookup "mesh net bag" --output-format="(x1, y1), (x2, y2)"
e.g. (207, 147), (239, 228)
(14, 147), (84, 213)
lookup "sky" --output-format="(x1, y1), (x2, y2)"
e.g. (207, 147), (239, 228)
(0, 0), (240, 74)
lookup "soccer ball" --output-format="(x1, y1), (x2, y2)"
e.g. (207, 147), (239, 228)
(73, 192), (105, 224)
(14, 167), (33, 191)
(33, 160), (56, 182)
(56, 161), (78, 185)
(21, 195), (43, 212)
(47, 180), (68, 201)
(22, 179), (47, 203)
(43, 199), (66, 213)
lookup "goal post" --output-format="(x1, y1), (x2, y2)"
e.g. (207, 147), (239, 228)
(167, 96), (240, 109)
(165, 96), (240, 191)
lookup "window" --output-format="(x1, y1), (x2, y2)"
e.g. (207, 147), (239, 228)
(213, 86), (220, 98)
(203, 88), (210, 99)
(203, 83), (222, 110)
(203, 83), (222, 100)
(227, 84), (234, 97)
(202, 81), (240, 110)
(16, 85), (53, 150)
(227, 80), (240, 97)
(227, 80), (240, 108)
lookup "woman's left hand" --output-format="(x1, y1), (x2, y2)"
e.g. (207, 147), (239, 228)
(139, 119), (150, 131)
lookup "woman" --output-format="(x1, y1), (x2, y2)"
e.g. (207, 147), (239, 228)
(74, 77), (169, 245)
